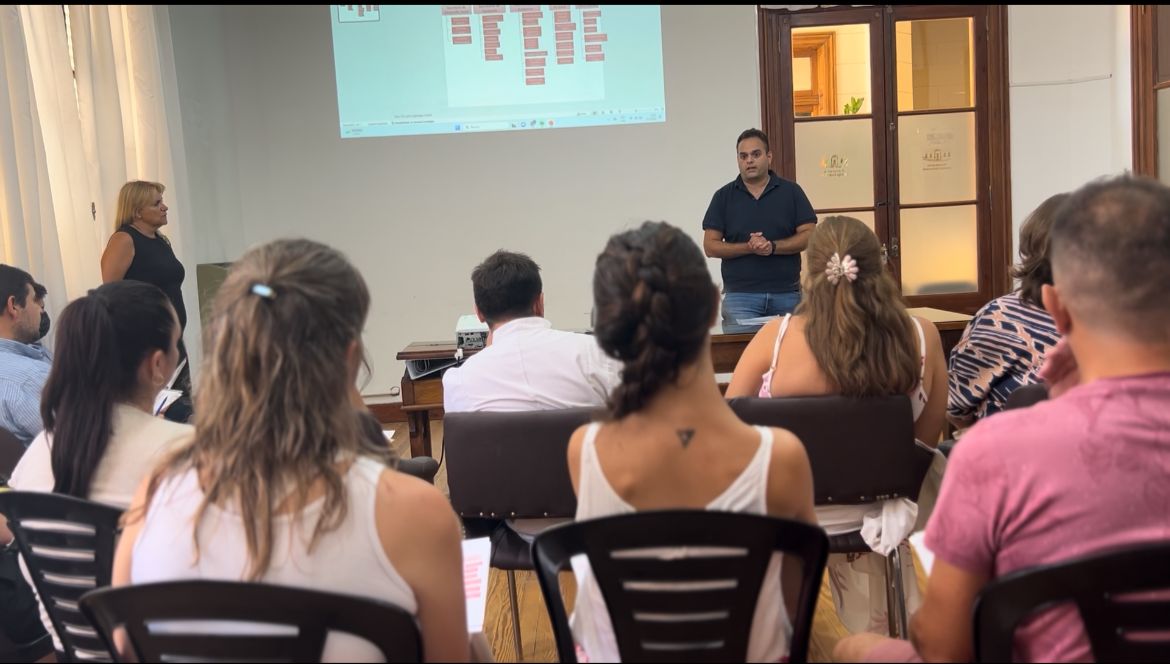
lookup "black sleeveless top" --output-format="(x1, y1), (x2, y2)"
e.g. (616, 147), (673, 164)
(118, 224), (187, 330)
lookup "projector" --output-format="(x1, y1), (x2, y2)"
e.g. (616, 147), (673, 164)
(456, 315), (489, 350)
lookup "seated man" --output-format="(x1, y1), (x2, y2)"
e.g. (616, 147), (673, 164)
(0, 265), (51, 445)
(836, 174), (1170, 662)
(443, 250), (620, 413)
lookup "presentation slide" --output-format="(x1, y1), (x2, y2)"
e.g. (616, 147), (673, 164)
(330, 5), (666, 138)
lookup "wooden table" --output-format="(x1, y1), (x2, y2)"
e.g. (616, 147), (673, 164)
(395, 307), (971, 457)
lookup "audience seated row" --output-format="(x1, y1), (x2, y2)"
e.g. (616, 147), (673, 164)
(836, 174), (1170, 662)
(1, 174), (1168, 663)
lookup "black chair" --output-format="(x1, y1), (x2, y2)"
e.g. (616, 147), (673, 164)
(942, 383), (1050, 458)
(974, 540), (1170, 662)
(443, 407), (597, 660)
(0, 427), (25, 484)
(1003, 382), (1049, 411)
(356, 410), (440, 484)
(728, 394), (934, 638)
(80, 580), (422, 662)
(0, 491), (123, 662)
(0, 537), (55, 662)
(532, 510), (829, 663)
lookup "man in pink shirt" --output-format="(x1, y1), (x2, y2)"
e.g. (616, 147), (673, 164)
(836, 174), (1170, 662)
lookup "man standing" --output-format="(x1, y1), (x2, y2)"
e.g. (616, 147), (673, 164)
(443, 250), (620, 413)
(0, 265), (52, 445)
(703, 128), (817, 333)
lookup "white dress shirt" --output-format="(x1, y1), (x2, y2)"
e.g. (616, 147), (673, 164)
(443, 317), (621, 413)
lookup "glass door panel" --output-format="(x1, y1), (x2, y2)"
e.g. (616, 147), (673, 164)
(896, 17), (975, 112)
(900, 205), (978, 295)
(795, 118), (875, 209)
(1158, 87), (1170, 187)
(898, 112), (976, 205)
(792, 25), (872, 117)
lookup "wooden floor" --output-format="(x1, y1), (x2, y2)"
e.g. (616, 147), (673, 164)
(384, 420), (928, 663)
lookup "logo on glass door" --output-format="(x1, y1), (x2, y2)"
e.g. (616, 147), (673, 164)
(921, 130), (956, 172)
(819, 154), (849, 178)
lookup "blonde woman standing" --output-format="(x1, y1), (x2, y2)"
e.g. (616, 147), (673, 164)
(100, 181), (191, 420)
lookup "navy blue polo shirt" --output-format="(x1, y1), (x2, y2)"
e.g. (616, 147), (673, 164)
(702, 171), (817, 293)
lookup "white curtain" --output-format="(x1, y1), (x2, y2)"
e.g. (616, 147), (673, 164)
(0, 5), (104, 324)
(68, 4), (200, 372)
(0, 5), (199, 369)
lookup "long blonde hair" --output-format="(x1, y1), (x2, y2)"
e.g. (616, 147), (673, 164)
(799, 216), (919, 397)
(144, 238), (390, 580)
(114, 180), (166, 233)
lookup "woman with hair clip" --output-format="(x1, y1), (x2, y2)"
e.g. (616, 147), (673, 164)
(111, 239), (469, 662)
(727, 215), (948, 635)
(100, 180), (192, 422)
(568, 221), (816, 662)
(4, 280), (192, 650)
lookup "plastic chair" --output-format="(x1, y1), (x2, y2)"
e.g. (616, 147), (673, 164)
(443, 407), (598, 660)
(532, 510), (829, 663)
(728, 394), (933, 637)
(974, 540), (1170, 662)
(0, 427), (25, 484)
(0, 534), (54, 662)
(80, 580), (422, 662)
(0, 491), (123, 661)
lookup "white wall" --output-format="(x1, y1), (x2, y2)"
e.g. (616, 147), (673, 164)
(1008, 5), (1132, 246)
(168, 5), (761, 397)
(168, 4), (1135, 399)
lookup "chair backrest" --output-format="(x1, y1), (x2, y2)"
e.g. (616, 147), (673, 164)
(532, 510), (828, 663)
(727, 395), (933, 504)
(0, 491), (123, 661)
(79, 580), (422, 662)
(973, 540), (1170, 662)
(1003, 382), (1049, 411)
(0, 427), (24, 484)
(443, 408), (598, 518)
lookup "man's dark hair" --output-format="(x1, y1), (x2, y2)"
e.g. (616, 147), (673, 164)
(736, 128), (770, 152)
(471, 250), (542, 325)
(0, 264), (41, 310)
(1051, 174), (1170, 342)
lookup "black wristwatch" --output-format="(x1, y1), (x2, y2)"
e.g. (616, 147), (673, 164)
(767, 240), (777, 256)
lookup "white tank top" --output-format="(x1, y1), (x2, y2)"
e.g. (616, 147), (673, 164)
(131, 456), (417, 662)
(569, 422), (791, 662)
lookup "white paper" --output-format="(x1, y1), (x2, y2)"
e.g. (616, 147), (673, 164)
(153, 389), (183, 416)
(382, 429), (396, 442)
(909, 531), (934, 576)
(166, 358), (187, 389)
(735, 315), (781, 327)
(462, 537), (491, 634)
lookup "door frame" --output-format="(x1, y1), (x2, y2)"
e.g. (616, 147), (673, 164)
(758, 4), (1012, 313)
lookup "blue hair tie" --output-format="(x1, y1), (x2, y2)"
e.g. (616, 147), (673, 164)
(250, 283), (276, 300)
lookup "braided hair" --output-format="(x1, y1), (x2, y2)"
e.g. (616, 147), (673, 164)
(592, 222), (719, 418)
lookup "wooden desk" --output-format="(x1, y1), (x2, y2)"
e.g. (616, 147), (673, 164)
(395, 307), (972, 458)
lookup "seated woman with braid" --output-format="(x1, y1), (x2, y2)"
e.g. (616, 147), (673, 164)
(727, 215), (949, 635)
(567, 221), (817, 662)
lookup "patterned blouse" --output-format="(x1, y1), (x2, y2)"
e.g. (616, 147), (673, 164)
(947, 293), (1060, 428)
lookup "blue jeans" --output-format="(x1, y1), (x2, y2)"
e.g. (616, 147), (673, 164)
(720, 291), (801, 334)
